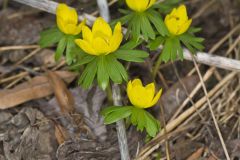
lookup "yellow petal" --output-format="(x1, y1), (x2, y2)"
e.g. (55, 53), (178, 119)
(109, 22), (123, 53)
(92, 37), (110, 55)
(64, 24), (83, 35)
(177, 19), (192, 35)
(145, 88), (162, 108)
(76, 19), (86, 33)
(169, 8), (177, 17)
(132, 79), (143, 87)
(136, 0), (149, 12)
(92, 17), (112, 37)
(130, 85), (149, 108)
(57, 17), (67, 34)
(56, 3), (78, 25)
(75, 39), (97, 55)
(145, 83), (155, 101)
(165, 16), (178, 35)
(82, 26), (93, 43)
(126, 0), (137, 11)
(126, 0), (150, 12)
(177, 5), (188, 21)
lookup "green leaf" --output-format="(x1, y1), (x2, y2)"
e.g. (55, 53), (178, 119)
(114, 49), (149, 62)
(179, 33), (204, 54)
(103, 106), (133, 124)
(148, 36), (165, 50)
(140, 13), (155, 40)
(144, 111), (160, 137)
(97, 56), (109, 90)
(78, 59), (97, 88)
(188, 27), (202, 34)
(70, 55), (95, 69)
(147, 9), (169, 36)
(66, 36), (77, 65)
(105, 55), (123, 84)
(160, 38), (173, 62)
(131, 108), (145, 131)
(129, 13), (141, 40)
(101, 106), (133, 116)
(120, 39), (143, 50)
(39, 27), (63, 48)
(114, 60), (128, 81)
(111, 12), (133, 26)
(130, 108), (160, 136)
(118, 8), (132, 14)
(55, 37), (67, 61)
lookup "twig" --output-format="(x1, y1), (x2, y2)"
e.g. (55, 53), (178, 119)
(183, 49), (240, 71)
(96, 0), (110, 22)
(12, 0), (240, 72)
(0, 45), (39, 52)
(192, 56), (231, 160)
(112, 84), (130, 160)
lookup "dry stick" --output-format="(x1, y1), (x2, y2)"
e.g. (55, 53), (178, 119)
(0, 45), (39, 52)
(137, 71), (237, 160)
(15, 47), (41, 65)
(192, 56), (231, 160)
(112, 84), (130, 160)
(96, 0), (110, 22)
(12, 0), (240, 72)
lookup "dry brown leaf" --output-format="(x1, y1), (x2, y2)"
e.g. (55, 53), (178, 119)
(55, 124), (69, 145)
(186, 147), (204, 160)
(0, 71), (77, 109)
(47, 70), (75, 113)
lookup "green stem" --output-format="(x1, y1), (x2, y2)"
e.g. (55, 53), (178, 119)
(106, 84), (113, 105)
(152, 53), (162, 79)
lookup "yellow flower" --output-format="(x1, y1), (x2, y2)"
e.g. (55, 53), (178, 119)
(56, 4), (85, 35)
(75, 17), (123, 56)
(164, 5), (192, 35)
(127, 79), (162, 108)
(126, 0), (156, 12)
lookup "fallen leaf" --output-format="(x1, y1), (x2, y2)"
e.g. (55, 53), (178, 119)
(47, 70), (75, 113)
(186, 147), (204, 160)
(0, 71), (77, 109)
(55, 124), (69, 145)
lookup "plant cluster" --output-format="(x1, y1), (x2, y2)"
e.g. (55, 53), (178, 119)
(39, 0), (204, 137)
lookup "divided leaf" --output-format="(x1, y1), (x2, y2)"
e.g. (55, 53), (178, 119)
(78, 59), (97, 88)
(114, 49), (149, 62)
(97, 57), (109, 90)
(39, 27), (63, 48)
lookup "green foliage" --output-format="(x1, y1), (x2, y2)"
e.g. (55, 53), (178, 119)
(148, 28), (204, 62)
(39, 27), (63, 48)
(101, 106), (160, 137)
(71, 46), (148, 90)
(116, 8), (168, 41)
(153, 0), (182, 14)
(39, 27), (80, 65)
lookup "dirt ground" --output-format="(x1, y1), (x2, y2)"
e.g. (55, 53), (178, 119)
(0, 0), (240, 160)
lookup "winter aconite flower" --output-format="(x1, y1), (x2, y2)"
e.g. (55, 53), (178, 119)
(164, 5), (192, 35)
(127, 79), (162, 108)
(56, 4), (85, 35)
(75, 17), (123, 56)
(126, 0), (156, 12)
